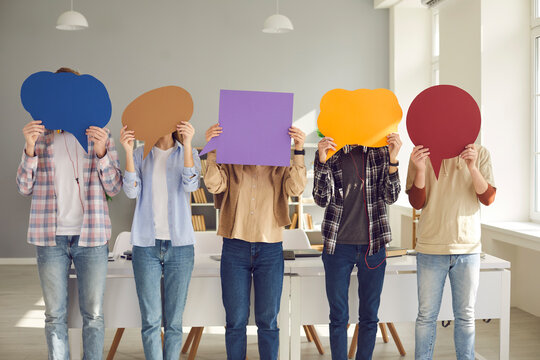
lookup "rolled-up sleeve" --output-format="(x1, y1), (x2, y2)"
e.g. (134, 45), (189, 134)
(382, 169), (401, 205)
(16, 149), (38, 196)
(123, 171), (141, 199)
(313, 151), (333, 208)
(182, 148), (201, 193)
(204, 151), (228, 194)
(284, 154), (307, 197)
(97, 135), (123, 197)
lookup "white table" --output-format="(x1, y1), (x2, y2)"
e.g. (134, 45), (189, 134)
(286, 254), (511, 360)
(67, 255), (290, 360)
(67, 254), (510, 360)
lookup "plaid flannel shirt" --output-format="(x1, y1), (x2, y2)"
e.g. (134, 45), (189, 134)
(16, 130), (123, 247)
(313, 145), (401, 255)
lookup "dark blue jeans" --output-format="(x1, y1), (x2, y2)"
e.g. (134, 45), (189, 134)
(220, 238), (284, 360)
(322, 244), (386, 360)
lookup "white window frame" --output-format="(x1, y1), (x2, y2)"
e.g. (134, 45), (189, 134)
(431, 9), (440, 85)
(531, 0), (540, 220)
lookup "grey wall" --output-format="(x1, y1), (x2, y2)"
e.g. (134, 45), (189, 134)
(0, 0), (388, 257)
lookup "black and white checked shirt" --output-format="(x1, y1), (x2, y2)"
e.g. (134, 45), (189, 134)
(313, 145), (401, 255)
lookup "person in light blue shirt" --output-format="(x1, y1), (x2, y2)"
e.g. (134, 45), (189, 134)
(120, 121), (200, 360)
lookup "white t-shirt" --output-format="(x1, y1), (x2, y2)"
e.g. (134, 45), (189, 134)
(152, 147), (173, 240)
(53, 132), (86, 236)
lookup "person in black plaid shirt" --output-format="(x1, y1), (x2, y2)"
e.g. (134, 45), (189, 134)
(313, 133), (402, 360)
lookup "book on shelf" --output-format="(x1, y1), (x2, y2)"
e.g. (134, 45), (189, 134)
(200, 159), (208, 176)
(192, 188), (207, 203)
(290, 213), (298, 229)
(191, 215), (206, 231)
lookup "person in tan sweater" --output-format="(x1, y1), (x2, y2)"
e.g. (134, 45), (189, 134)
(406, 143), (496, 360)
(203, 123), (307, 360)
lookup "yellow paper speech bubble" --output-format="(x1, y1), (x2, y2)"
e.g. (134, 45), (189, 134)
(317, 88), (403, 159)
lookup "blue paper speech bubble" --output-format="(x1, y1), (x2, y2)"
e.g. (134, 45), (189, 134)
(20, 71), (112, 151)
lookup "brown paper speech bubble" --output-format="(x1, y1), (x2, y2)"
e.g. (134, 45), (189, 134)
(122, 86), (194, 158)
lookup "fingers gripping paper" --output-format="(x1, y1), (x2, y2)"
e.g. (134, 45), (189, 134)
(20, 71), (112, 152)
(406, 85), (481, 179)
(122, 86), (194, 159)
(317, 88), (403, 160)
(200, 90), (294, 167)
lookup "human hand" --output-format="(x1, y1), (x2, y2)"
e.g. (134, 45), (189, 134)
(410, 145), (430, 172)
(387, 132), (402, 162)
(177, 121), (195, 146)
(23, 120), (45, 156)
(289, 126), (305, 151)
(119, 125), (135, 154)
(317, 137), (336, 164)
(86, 126), (109, 158)
(460, 144), (478, 171)
(205, 123), (222, 143)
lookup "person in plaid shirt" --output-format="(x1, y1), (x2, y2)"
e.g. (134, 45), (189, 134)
(313, 133), (402, 360)
(16, 67), (122, 360)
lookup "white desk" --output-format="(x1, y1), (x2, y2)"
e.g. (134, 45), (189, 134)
(286, 254), (511, 360)
(67, 255), (290, 360)
(67, 254), (510, 360)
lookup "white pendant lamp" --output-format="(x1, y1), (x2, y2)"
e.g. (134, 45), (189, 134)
(56, 0), (88, 31)
(263, 0), (293, 34)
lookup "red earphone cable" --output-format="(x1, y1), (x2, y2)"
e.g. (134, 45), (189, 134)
(63, 134), (85, 211)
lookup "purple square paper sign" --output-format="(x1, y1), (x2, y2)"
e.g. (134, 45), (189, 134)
(200, 90), (294, 167)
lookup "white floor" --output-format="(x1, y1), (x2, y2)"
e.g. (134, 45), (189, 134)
(2, 265), (540, 359)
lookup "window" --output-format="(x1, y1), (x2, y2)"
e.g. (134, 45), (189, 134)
(532, 0), (540, 219)
(432, 10), (440, 85)
(533, 29), (540, 217)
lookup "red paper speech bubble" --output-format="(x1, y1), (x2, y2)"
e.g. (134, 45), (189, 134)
(406, 85), (481, 178)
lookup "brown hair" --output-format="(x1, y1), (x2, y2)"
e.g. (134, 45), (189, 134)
(55, 67), (80, 75)
(172, 130), (183, 145)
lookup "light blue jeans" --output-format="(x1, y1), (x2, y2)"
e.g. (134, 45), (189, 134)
(415, 253), (480, 360)
(36, 235), (108, 360)
(132, 241), (194, 360)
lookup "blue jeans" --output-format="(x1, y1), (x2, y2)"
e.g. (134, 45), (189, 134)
(132, 241), (194, 360)
(220, 238), (284, 360)
(322, 244), (386, 360)
(36, 235), (108, 360)
(415, 253), (480, 360)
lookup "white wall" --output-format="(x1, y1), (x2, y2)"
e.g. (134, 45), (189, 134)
(438, 0), (482, 104)
(480, 0), (531, 222)
(480, 0), (538, 316)
(389, 5), (432, 206)
(0, 0), (390, 257)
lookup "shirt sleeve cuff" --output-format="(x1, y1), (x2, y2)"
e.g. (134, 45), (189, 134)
(183, 166), (198, 177)
(314, 152), (330, 172)
(408, 184), (426, 210)
(477, 184), (496, 206)
(292, 154), (305, 166)
(22, 149), (38, 167)
(97, 152), (112, 169)
(124, 171), (137, 183)
(388, 170), (399, 182)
